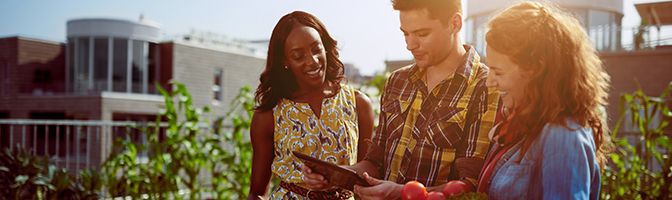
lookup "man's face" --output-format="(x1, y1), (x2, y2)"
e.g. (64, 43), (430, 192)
(400, 8), (455, 68)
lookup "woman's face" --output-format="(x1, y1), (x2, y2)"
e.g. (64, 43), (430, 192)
(283, 24), (327, 93)
(485, 46), (531, 111)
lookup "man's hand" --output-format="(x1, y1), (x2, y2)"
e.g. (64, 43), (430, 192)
(300, 164), (331, 190)
(442, 180), (473, 197)
(353, 172), (402, 200)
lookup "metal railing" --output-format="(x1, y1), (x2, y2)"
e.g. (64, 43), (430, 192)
(593, 24), (672, 52)
(0, 119), (160, 174)
(469, 24), (672, 54)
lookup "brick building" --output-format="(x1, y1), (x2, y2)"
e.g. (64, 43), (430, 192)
(0, 18), (265, 169)
(0, 18), (264, 121)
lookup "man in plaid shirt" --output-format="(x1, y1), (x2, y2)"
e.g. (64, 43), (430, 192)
(303, 0), (499, 199)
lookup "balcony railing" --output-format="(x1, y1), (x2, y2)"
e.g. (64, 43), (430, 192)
(469, 24), (672, 54)
(0, 119), (214, 174)
(594, 24), (672, 52)
(1, 120), (129, 174)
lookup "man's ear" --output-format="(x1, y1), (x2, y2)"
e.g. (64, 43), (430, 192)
(451, 13), (463, 34)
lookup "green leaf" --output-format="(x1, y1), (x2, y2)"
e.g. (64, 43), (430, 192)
(657, 136), (671, 149)
(15, 175), (28, 184)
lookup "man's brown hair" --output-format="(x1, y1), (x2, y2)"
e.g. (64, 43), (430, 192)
(392, 0), (462, 25)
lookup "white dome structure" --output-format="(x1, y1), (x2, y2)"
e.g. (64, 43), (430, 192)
(66, 18), (162, 94)
(465, 0), (624, 54)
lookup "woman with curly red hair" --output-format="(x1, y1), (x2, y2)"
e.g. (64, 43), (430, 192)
(477, 1), (610, 199)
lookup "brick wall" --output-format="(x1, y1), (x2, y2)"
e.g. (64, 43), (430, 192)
(0, 95), (102, 119)
(15, 37), (65, 95)
(158, 43), (174, 93)
(0, 37), (18, 97)
(601, 47), (672, 129)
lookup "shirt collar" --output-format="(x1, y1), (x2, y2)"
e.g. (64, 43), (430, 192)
(408, 45), (480, 83)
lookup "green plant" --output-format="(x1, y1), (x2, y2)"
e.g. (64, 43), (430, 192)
(210, 85), (254, 199)
(447, 192), (489, 200)
(0, 146), (51, 199)
(0, 145), (100, 200)
(357, 72), (390, 98)
(103, 137), (162, 198)
(602, 82), (672, 200)
(102, 82), (255, 199)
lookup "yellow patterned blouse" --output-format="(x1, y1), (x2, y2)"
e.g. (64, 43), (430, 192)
(269, 85), (359, 200)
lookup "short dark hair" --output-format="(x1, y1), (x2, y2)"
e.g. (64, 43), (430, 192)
(392, 0), (462, 25)
(254, 11), (345, 111)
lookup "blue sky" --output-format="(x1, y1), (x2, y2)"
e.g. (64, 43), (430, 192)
(0, 0), (641, 75)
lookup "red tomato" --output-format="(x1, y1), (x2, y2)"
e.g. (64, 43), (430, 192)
(442, 180), (470, 197)
(427, 191), (446, 200)
(401, 181), (428, 200)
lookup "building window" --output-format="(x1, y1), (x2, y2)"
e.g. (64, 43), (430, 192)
(67, 39), (75, 93)
(147, 43), (159, 94)
(213, 68), (223, 101)
(94, 38), (109, 91)
(0, 112), (8, 149)
(131, 40), (146, 93)
(467, 14), (491, 55)
(74, 37), (90, 93)
(465, 18), (474, 46)
(33, 69), (52, 84)
(113, 38), (128, 92)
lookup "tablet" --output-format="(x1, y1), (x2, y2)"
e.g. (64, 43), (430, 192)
(292, 151), (371, 191)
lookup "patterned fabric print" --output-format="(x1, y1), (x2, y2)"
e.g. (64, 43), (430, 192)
(365, 45), (499, 186)
(269, 85), (359, 200)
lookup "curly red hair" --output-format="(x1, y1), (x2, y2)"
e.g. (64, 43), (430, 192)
(486, 1), (611, 166)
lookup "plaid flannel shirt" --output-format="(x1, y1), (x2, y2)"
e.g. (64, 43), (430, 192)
(365, 46), (499, 187)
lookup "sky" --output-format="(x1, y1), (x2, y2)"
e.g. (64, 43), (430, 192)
(0, 0), (642, 75)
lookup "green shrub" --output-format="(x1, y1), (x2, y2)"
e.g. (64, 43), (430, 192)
(0, 146), (100, 200)
(102, 82), (254, 199)
(601, 82), (672, 200)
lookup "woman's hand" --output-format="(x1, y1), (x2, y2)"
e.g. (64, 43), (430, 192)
(353, 172), (403, 200)
(301, 164), (332, 190)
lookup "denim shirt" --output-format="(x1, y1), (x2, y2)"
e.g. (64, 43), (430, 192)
(487, 119), (601, 200)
